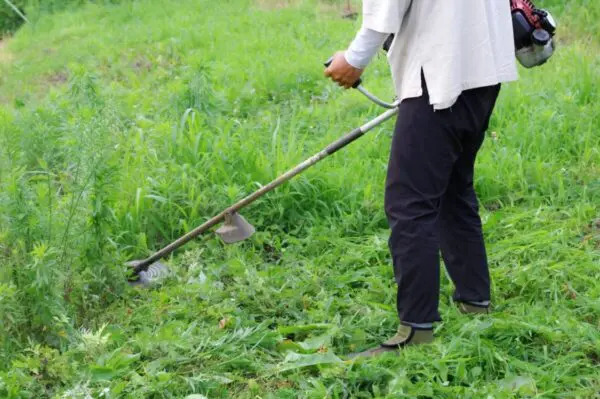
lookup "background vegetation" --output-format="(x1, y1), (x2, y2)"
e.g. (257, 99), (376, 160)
(0, 0), (598, 397)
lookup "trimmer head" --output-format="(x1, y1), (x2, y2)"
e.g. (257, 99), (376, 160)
(215, 212), (255, 243)
(127, 260), (170, 287)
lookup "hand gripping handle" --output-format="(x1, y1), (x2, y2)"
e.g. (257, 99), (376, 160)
(323, 56), (362, 89)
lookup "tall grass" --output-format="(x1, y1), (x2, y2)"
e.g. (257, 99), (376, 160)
(0, 0), (598, 397)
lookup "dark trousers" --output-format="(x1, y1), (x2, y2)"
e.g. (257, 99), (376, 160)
(385, 74), (501, 324)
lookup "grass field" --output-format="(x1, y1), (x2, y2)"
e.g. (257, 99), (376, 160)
(0, 0), (599, 397)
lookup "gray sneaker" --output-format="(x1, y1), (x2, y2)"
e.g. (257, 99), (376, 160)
(347, 324), (433, 359)
(457, 302), (490, 314)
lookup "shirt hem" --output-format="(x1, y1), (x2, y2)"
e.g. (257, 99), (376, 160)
(394, 71), (518, 110)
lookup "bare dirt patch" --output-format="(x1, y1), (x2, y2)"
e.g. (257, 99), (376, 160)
(47, 70), (69, 85)
(318, 1), (358, 19)
(581, 218), (600, 249)
(0, 39), (15, 65)
(255, 0), (302, 10)
(256, 0), (358, 18)
(132, 56), (153, 72)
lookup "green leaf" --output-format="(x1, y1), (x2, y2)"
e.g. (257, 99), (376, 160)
(90, 366), (116, 381)
(297, 333), (332, 351)
(277, 333), (332, 354)
(470, 366), (482, 378)
(276, 351), (342, 372)
(277, 339), (304, 352)
(498, 375), (536, 394)
(277, 323), (333, 335)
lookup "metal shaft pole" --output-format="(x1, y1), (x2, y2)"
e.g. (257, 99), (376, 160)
(133, 106), (399, 274)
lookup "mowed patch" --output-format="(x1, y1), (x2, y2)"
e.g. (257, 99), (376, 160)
(0, 39), (14, 64)
(255, 0), (302, 10)
(256, 0), (358, 18)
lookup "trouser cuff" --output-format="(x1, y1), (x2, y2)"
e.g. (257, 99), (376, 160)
(467, 300), (490, 307)
(401, 321), (434, 330)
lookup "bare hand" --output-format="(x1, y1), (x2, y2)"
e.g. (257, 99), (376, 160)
(324, 51), (363, 89)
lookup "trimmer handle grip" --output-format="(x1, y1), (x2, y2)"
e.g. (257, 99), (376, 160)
(324, 56), (362, 89)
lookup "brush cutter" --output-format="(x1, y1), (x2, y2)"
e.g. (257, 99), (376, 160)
(127, 57), (400, 286)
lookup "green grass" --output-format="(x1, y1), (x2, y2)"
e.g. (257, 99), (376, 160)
(0, 0), (598, 397)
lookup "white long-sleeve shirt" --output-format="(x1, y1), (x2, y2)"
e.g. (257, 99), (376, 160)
(344, 0), (518, 110)
(344, 27), (389, 69)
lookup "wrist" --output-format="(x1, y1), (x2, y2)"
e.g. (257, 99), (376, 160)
(344, 50), (366, 70)
(344, 26), (389, 69)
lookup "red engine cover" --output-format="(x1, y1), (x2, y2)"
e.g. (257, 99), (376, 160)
(510, 0), (544, 29)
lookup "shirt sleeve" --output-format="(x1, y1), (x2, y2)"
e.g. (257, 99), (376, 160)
(344, 27), (389, 69)
(362, 0), (412, 34)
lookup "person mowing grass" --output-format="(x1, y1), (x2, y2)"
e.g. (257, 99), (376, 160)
(324, 0), (521, 357)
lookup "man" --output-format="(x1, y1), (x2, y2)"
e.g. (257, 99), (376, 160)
(325, 0), (518, 357)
